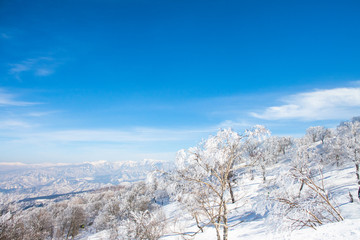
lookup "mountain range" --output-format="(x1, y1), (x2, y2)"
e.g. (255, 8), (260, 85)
(0, 159), (173, 204)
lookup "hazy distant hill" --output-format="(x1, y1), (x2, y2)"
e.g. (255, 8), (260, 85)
(0, 159), (173, 201)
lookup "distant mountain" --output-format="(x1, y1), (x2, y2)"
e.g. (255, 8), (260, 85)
(0, 159), (173, 203)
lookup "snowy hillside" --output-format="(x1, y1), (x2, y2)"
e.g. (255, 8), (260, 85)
(159, 162), (360, 240)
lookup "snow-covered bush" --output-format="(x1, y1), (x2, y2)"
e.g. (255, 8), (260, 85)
(120, 209), (166, 240)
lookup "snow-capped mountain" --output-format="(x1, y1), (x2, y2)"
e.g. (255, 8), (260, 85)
(0, 159), (173, 202)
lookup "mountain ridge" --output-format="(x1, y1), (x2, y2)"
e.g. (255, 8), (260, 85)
(0, 159), (173, 205)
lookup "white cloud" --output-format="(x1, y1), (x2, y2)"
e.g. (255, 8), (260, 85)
(251, 87), (360, 121)
(35, 68), (54, 76)
(9, 57), (56, 79)
(0, 120), (32, 129)
(350, 80), (360, 86)
(0, 89), (37, 106)
(26, 111), (56, 117)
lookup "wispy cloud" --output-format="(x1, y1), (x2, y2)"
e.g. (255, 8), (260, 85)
(9, 57), (56, 80)
(35, 68), (54, 76)
(217, 120), (253, 129)
(350, 80), (360, 86)
(0, 120), (32, 129)
(0, 126), (216, 162)
(26, 111), (57, 117)
(14, 127), (214, 143)
(0, 89), (38, 106)
(1, 33), (10, 39)
(251, 87), (360, 121)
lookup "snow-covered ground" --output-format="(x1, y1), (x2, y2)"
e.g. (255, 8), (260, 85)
(155, 161), (359, 239)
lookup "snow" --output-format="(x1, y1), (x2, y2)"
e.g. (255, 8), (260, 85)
(77, 230), (110, 240)
(289, 219), (360, 240)
(156, 205), (360, 240)
(85, 160), (109, 166)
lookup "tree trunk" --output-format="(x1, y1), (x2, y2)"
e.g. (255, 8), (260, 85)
(355, 131), (359, 185)
(215, 226), (221, 240)
(194, 214), (203, 232)
(356, 163), (360, 185)
(250, 169), (254, 180)
(228, 181), (235, 203)
(215, 203), (222, 240)
(222, 203), (228, 240)
(298, 180), (305, 197)
(261, 164), (266, 183)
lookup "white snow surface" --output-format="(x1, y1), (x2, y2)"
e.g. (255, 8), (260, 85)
(77, 230), (110, 240)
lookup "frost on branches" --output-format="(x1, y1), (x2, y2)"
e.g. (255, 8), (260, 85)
(336, 119), (360, 185)
(169, 126), (269, 240)
(268, 135), (343, 231)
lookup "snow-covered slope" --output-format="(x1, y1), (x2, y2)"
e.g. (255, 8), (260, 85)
(158, 160), (360, 240)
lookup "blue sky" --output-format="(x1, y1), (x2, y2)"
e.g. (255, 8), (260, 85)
(1, 0), (360, 163)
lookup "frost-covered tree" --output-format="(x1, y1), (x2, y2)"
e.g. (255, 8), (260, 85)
(63, 205), (85, 239)
(242, 126), (271, 182)
(0, 212), (14, 240)
(46, 197), (89, 239)
(323, 133), (346, 167)
(270, 167), (343, 230)
(0, 208), (54, 240)
(0, 180), (167, 240)
(170, 127), (270, 240)
(121, 209), (166, 240)
(24, 209), (54, 240)
(255, 136), (292, 183)
(336, 119), (360, 184)
(276, 136), (294, 155)
(93, 201), (119, 231)
(268, 137), (343, 230)
(170, 129), (244, 240)
(306, 126), (332, 143)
